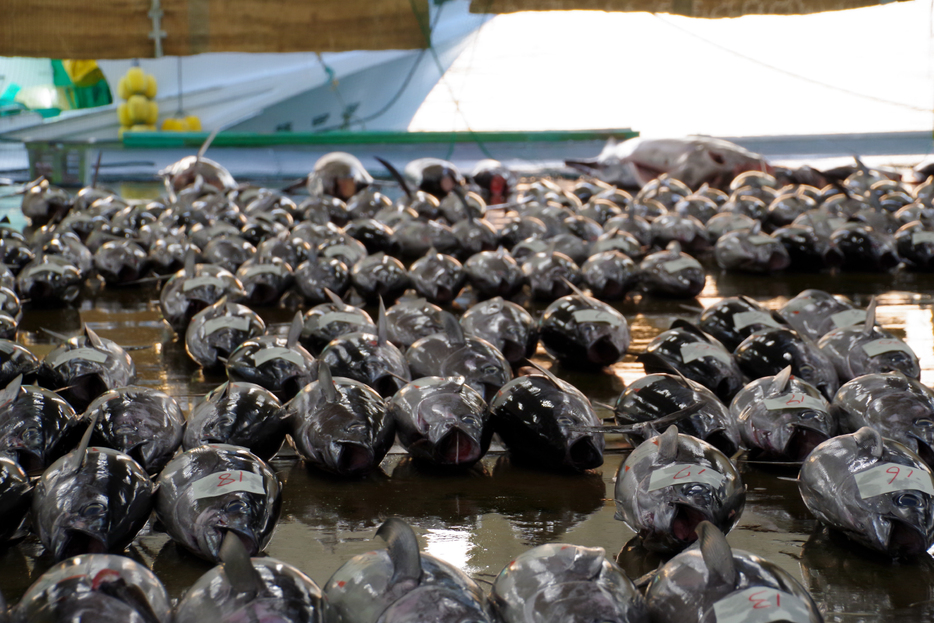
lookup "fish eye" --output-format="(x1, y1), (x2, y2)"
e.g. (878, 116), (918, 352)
(915, 419), (934, 429)
(894, 493), (923, 508)
(21, 427), (41, 443)
(224, 500), (248, 514)
(460, 414), (481, 428)
(81, 502), (107, 518)
(797, 365), (814, 377)
(555, 416), (574, 427)
(682, 483), (711, 497)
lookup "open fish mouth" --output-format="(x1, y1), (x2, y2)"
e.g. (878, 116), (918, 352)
(703, 430), (738, 457)
(887, 519), (928, 557)
(56, 529), (108, 560)
(567, 437), (603, 470)
(333, 441), (375, 476)
(671, 504), (711, 543)
(217, 527), (258, 557)
(436, 429), (481, 466)
(500, 340), (526, 364)
(587, 336), (621, 366)
(911, 439), (934, 470)
(786, 426), (830, 461)
(60, 373), (109, 411)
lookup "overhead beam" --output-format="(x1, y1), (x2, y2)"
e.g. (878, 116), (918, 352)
(470, 0), (908, 18)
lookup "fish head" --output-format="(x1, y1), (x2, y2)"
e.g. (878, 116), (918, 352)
(442, 345), (510, 403)
(526, 582), (639, 623)
(193, 496), (261, 562)
(310, 402), (378, 476)
(0, 415), (48, 473)
(415, 384), (487, 466)
(860, 489), (934, 558)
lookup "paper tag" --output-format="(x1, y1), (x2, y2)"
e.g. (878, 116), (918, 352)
(713, 588), (812, 623)
(648, 463), (726, 492)
(681, 342), (732, 365)
(242, 264), (282, 279)
(54, 347), (110, 365)
(747, 235), (775, 246)
(190, 470), (266, 499)
(830, 309), (866, 328)
(183, 276), (226, 292)
(912, 231), (934, 245)
(827, 218), (848, 230)
(522, 240), (550, 253)
(854, 462), (934, 499)
(252, 347), (307, 367)
(662, 257), (702, 273)
(38, 262), (72, 275)
(203, 316), (253, 335)
(572, 309), (621, 324)
(763, 393), (827, 412)
(733, 311), (781, 330)
(322, 244), (359, 259)
(862, 338), (915, 358)
(314, 311), (368, 327)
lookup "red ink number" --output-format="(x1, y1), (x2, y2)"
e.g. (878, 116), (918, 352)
(673, 467), (692, 480)
(748, 590), (776, 610)
(217, 472), (237, 487)
(785, 394), (804, 405)
(887, 466), (901, 485)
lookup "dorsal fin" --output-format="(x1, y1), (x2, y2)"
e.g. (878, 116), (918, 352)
(560, 277), (590, 300)
(219, 531), (263, 596)
(375, 157), (412, 200)
(0, 375), (23, 411)
(656, 425), (680, 463)
(324, 288), (343, 306)
(853, 426), (884, 459)
(376, 518), (423, 589)
(90, 151), (103, 189)
(317, 360), (339, 403)
(377, 297), (388, 346)
(697, 521), (737, 587)
(441, 311), (465, 347)
(287, 312), (303, 349)
(666, 241), (683, 255)
(85, 325), (105, 349)
(863, 297), (877, 336)
(522, 358), (566, 389)
(65, 409), (101, 473)
(669, 319), (709, 341)
(768, 366), (792, 396)
(749, 220), (762, 235)
(197, 127), (221, 161)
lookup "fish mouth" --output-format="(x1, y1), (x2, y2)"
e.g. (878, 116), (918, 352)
(436, 428), (481, 466)
(246, 283), (279, 306)
(786, 426), (830, 461)
(567, 436), (603, 470)
(587, 336), (621, 366)
(887, 519), (928, 557)
(671, 504), (711, 544)
(217, 527), (258, 558)
(767, 250), (790, 272)
(703, 430), (738, 456)
(333, 441), (375, 476)
(55, 529), (108, 561)
(372, 375), (403, 399)
(912, 439), (934, 470)
(13, 448), (47, 476)
(59, 373), (109, 412)
(501, 339), (526, 364)
(714, 378), (736, 402)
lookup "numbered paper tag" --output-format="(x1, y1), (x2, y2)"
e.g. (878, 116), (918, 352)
(733, 311), (781, 330)
(830, 309), (866, 329)
(40, 262), (72, 275)
(763, 393), (827, 412)
(572, 309), (621, 324)
(854, 462), (934, 499)
(242, 264), (282, 279)
(191, 470), (266, 499)
(862, 338), (914, 358)
(827, 217), (848, 230)
(681, 342), (732, 365)
(252, 347), (307, 367)
(912, 231), (934, 245)
(522, 240), (550, 253)
(662, 257), (702, 273)
(55, 348), (110, 365)
(322, 244), (359, 259)
(747, 235), (775, 246)
(713, 588), (811, 623)
(314, 311), (368, 327)
(183, 276), (227, 292)
(648, 463), (725, 492)
(203, 316), (253, 334)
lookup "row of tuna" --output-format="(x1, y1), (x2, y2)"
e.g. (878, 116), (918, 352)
(4, 517), (823, 623)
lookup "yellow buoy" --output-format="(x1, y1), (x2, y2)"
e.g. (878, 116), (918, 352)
(145, 74), (157, 99)
(117, 76), (130, 101)
(117, 103), (131, 127)
(161, 118), (184, 132)
(129, 123), (157, 132)
(127, 94), (150, 124)
(185, 116), (202, 132)
(125, 67), (147, 96)
(146, 100), (159, 125)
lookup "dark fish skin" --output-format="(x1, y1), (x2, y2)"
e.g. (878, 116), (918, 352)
(615, 428), (745, 553)
(159, 264), (245, 334)
(778, 289), (861, 341)
(489, 543), (648, 623)
(646, 525), (823, 623)
(388, 377), (491, 468)
(286, 373), (394, 477)
(11, 554), (172, 623)
(40, 234), (94, 278)
(818, 324), (920, 382)
(714, 230), (790, 273)
(33, 446), (153, 561)
(0, 455), (31, 544)
(734, 327), (839, 401)
(799, 428), (934, 558)
(20, 179), (72, 228)
(698, 296), (787, 352)
(351, 253), (410, 305)
(184, 382), (286, 462)
(830, 223), (901, 272)
(201, 236), (257, 274)
(292, 256), (351, 305)
(895, 222), (934, 271)
(459, 297), (538, 365)
(639, 245), (706, 298)
(772, 225), (844, 272)
(226, 335), (317, 402)
(37, 331), (136, 415)
(0, 380), (79, 474)
(832, 372), (934, 469)
(463, 249), (524, 299)
(539, 294), (630, 367)
(320, 332), (411, 399)
(173, 556), (324, 623)
(234, 257), (293, 307)
(0, 340), (39, 387)
(155, 444), (282, 563)
(408, 251), (465, 305)
(580, 250), (642, 301)
(0, 287), (23, 326)
(384, 298), (446, 350)
(637, 322), (744, 403)
(405, 332), (511, 403)
(185, 299), (266, 369)
(15, 255), (83, 306)
(520, 251), (582, 301)
(93, 240), (149, 285)
(83, 386), (185, 475)
(488, 373), (604, 471)
(615, 373), (741, 455)
(301, 302), (375, 355)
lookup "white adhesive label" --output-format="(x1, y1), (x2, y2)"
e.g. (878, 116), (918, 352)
(680, 342), (732, 365)
(733, 311), (781, 330)
(182, 276), (226, 292)
(747, 235), (775, 246)
(830, 309), (866, 329)
(54, 348), (110, 365)
(322, 244), (359, 259)
(662, 257), (702, 273)
(190, 470), (266, 499)
(572, 309), (621, 324)
(202, 316), (253, 334)
(522, 240), (550, 253)
(242, 264), (281, 279)
(252, 347), (307, 367)
(647, 463), (726, 492)
(713, 588), (811, 623)
(912, 231), (934, 245)
(827, 218), (848, 230)
(38, 262), (72, 275)
(314, 311), (368, 327)
(763, 393), (827, 412)
(862, 338), (915, 358)
(854, 462), (934, 499)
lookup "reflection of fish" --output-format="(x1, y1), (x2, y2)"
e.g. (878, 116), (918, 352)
(646, 522), (822, 623)
(799, 427), (934, 558)
(489, 542), (647, 623)
(615, 426), (745, 553)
